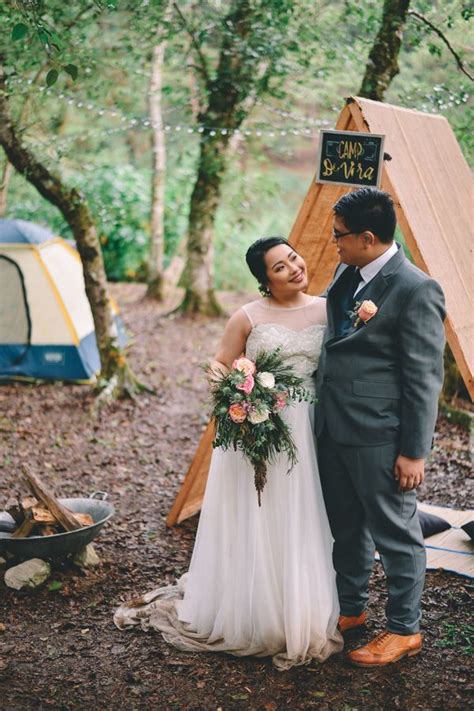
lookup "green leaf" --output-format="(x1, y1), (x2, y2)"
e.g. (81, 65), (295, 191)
(64, 64), (78, 81)
(46, 69), (59, 87)
(48, 580), (62, 592)
(48, 30), (63, 52)
(12, 23), (29, 41)
(38, 30), (50, 46)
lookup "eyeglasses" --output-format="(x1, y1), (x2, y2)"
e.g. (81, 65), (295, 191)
(332, 229), (360, 239)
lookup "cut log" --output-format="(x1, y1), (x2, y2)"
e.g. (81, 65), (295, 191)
(39, 525), (58, 536)
(11, 510), (35, 539)
(21, 496), (38, 511)
(21, 466), (81, 532)
(32, 506), (56, 525)
(72, 513), (93, 527)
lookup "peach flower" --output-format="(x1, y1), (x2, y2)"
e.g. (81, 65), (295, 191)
(228, 403), (247, 423)
(232, 357), (256, 376)
(357, 300), (378, 323)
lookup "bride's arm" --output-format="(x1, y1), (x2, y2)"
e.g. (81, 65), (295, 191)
(209, 308), (252, 379)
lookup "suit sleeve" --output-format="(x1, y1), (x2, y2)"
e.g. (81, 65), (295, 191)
(398, 279), (446, 459)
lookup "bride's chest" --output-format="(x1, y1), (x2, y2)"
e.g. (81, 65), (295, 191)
(245, 324), (326, 370)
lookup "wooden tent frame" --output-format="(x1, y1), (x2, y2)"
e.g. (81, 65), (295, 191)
(167, 96), (473, 527)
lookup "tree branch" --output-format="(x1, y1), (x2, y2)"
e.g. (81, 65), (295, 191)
(408, 10), (474, 82)
(172, 2), (211, 88)
(64, 5), (96, 30)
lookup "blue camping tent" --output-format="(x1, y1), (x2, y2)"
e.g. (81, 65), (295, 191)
(0, 219), (125, 382)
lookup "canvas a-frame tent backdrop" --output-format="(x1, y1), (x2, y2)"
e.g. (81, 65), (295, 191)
(0, 218), (125, 382)
(167, 96), (474, 527)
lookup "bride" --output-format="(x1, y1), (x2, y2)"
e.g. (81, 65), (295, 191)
(114, 236), (343, 670)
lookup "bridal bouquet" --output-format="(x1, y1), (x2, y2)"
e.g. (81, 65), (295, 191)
(206, 349), (313, 506)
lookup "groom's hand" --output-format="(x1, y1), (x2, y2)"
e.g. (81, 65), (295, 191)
(394, 455), (425, 491)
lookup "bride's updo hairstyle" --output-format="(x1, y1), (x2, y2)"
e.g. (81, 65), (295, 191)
(246, 236), (291, 296)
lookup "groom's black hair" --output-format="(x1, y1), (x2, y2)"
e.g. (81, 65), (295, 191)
(245, 236), (292, 286)
(333, 188), (396, 243)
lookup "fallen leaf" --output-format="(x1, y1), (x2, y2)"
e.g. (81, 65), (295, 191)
(48, 580), (63, 592)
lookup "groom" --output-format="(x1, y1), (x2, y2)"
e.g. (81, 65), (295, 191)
(315, 188), (446, 667)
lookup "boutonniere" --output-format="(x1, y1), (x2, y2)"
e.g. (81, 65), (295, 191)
(349, 300), (378, 329)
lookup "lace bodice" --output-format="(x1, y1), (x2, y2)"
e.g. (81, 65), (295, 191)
(241, 297), (327, 386)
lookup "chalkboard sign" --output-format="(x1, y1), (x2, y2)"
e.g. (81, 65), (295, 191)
(316, 129), (385, 188)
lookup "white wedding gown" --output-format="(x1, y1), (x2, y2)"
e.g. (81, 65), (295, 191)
(114, 297), (343, 669)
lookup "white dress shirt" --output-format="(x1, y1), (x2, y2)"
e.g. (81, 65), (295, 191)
(354, 241), (399, 297)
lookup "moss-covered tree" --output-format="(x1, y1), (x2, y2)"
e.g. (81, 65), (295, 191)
(358, 0), (410, 101)
(176, 0), (318, 315)
(0, 61), (141, 399)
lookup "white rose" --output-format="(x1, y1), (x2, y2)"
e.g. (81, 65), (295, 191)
(248, 406), (270, 424)
(257, 372), (275, 389)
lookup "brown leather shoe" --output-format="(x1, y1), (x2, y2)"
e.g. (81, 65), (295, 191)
(347, 630), (423, 667)
(338, 611), (367, 633)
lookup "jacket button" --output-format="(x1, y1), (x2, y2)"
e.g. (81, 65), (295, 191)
(324, 376), (331, 382)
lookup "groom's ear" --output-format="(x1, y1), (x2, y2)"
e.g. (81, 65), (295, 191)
(362, 231), (376, 246)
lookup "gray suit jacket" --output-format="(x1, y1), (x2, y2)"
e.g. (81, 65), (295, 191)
(315, 244), (446, 458)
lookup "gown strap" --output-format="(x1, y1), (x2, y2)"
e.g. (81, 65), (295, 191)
(241, 303), (254, 328)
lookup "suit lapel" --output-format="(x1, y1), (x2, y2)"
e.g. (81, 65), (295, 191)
(326, 243), (406, 346)
(343, 271), (392, 338)
(325, 263), (351, 337)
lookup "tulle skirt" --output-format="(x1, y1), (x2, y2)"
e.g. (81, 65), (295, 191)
(114, 401), (343, 670)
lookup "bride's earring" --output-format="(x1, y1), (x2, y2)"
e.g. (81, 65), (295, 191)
(259, 283), (271, 297)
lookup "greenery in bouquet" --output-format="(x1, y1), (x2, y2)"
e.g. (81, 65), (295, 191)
(206, 348), (314, 506)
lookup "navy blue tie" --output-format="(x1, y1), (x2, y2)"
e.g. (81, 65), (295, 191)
(336, 267), (363, 336)
(348, 267), (363, 301)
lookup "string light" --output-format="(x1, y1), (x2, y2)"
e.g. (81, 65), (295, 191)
(5, 76), (323, 138)
(259, 101), (331, 127)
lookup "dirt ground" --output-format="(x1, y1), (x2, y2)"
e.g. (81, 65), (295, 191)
(0, 284), (472, 711)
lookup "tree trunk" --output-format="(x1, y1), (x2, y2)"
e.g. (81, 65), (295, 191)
(359, 0), (410, 101)
(179, 0), (258, 316)
(0, 63), (139, 397)
(146, 34), (167, 301)
(181, 133), (230, 315)
(0, 91), (35, 217)
(0, 158), (13, 217)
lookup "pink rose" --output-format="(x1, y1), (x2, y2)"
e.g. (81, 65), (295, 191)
(357, 300), (378, 323)
(228, 403), (247, 423)
(273, 392), (288, 412)
(236, 373), (255, 395)
(232, 357), (256, 376)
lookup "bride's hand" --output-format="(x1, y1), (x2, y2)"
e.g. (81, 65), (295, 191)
(207, 360), (229, 388)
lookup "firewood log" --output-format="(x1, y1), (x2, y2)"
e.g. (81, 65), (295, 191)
(72, 513), (93, 527)
(39, 525), (58, 536)
(11, 510), (35, 538)
(32, 506), (56, 525)
(21, 466), (81, 532)
(21, 496), (38, 511)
